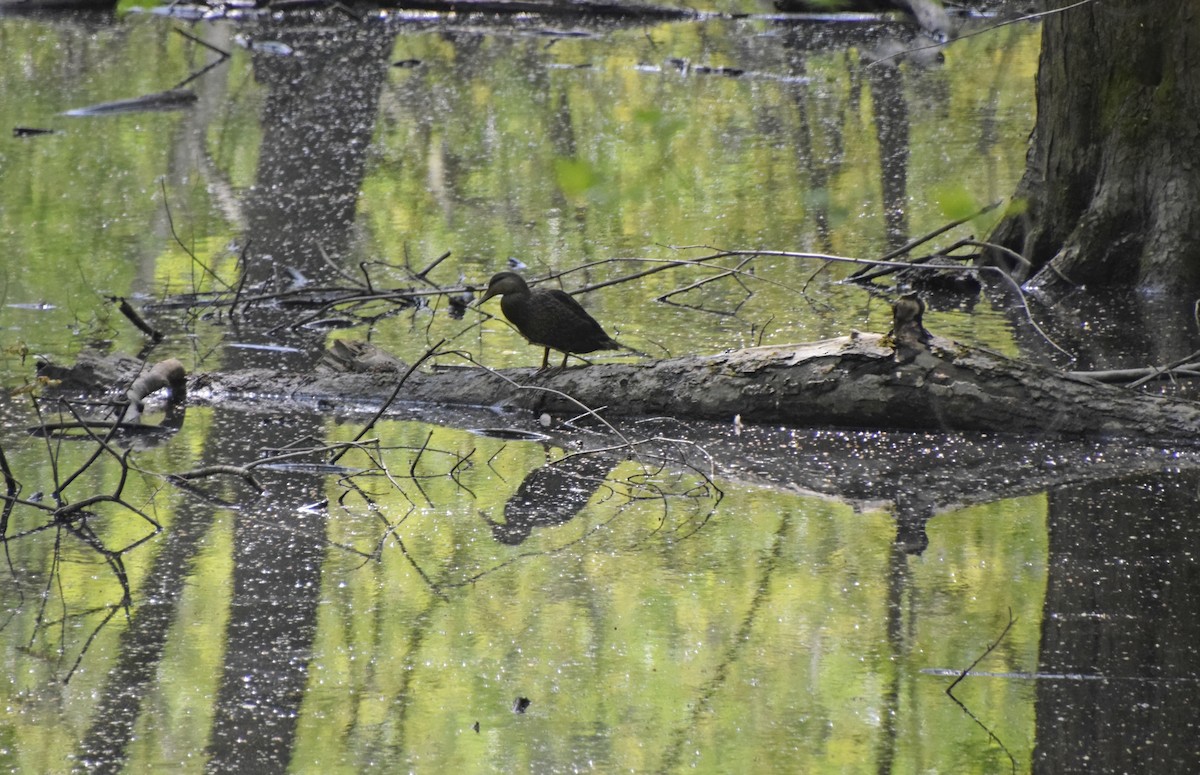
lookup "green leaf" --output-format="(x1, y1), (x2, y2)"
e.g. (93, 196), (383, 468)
(933, 183), (979, 221)
(554, 157), (599, 197)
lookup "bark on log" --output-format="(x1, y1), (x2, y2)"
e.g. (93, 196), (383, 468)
(383, 0), (700, 19)
(41, 332), (1200, 444)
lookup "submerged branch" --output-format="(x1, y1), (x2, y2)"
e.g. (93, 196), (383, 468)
(944, 609), (1020, 774)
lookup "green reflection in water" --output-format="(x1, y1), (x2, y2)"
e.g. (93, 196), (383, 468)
(360, 21), (1039, 369)
(291, 447), (1046, 773)
(0, 16), (1038, 367)
(0, 9), (1048, 775)
(0, 404), (1049, 772)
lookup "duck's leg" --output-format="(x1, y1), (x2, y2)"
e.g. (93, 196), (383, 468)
(540, 347), (551, 371)
(560, 352), (569, 369)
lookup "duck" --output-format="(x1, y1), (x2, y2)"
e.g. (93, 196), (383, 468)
(477, 271), (622, 370)
(888, 292), (931, 362)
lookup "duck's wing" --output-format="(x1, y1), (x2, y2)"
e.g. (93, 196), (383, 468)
(544, 290), (622, 351)
(544, 288), (593, 317)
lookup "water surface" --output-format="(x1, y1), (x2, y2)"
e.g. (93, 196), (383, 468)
(2, 5), (1197, 773)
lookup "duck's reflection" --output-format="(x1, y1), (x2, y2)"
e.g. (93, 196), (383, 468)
(484, 450), (620, 545)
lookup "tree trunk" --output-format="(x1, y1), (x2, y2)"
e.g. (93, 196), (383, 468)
(1033, 470), (1200, 774)
(989, 0), (1200, 294)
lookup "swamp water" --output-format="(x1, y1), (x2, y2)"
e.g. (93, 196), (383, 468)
(1, 4), (1198, 773)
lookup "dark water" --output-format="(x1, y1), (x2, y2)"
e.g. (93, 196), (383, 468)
(1, 4), (1198, 773)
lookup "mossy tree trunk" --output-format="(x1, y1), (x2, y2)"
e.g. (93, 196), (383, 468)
(989, 0), (1200, 294)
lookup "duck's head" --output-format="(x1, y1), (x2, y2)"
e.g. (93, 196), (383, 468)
(478, 271), (530, 304)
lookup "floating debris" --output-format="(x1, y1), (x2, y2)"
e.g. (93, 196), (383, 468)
(298, 317), (359, 331)
(141, 4), (211, 20)
(665, 58), (745, 77)
(225, 343), (304, 354)
(469, 427), (552, 442)
(63, 88), (198, 117)
(531, 28), (594, 38)
(233, 34), (296, 57)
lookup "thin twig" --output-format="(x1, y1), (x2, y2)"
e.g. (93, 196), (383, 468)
(960, 239), (1033, 271)
(415, 250), (453, 281)
(172, 26), (232, 91)
(409, 430), (434, 480)
(979, 265), (1074, 360)
(110, 297), (164, 342)
(655, 270), (736, 302)
(316, 242), (365, 287)
(944, 608), (1020, 774)
(0, 472), (16, 541)
(851, 237), (978, 284)
(1066, 365), (1200, 384)
(1127, 348), (1200, 389)
(50, 400), (127, 501)
(329, 339), (447, 465)
(173, 26), (230, 58)
(160, 179), (233, 292)
(448, 349), (645, 467)
(848, 202), (1000, 279)
(866, 0), (1099, 68)
(229, 240), (252, 318)
(168, 464), (265, 491)
(947, 608), (1017, 695)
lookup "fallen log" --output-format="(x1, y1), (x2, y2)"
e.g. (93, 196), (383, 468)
(40, 329), (1200, 444)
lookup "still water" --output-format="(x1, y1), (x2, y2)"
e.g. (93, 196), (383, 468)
(1, 3), (1198, 773)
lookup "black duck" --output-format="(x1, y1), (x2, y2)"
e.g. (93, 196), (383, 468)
(478, 271), (622, 370)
